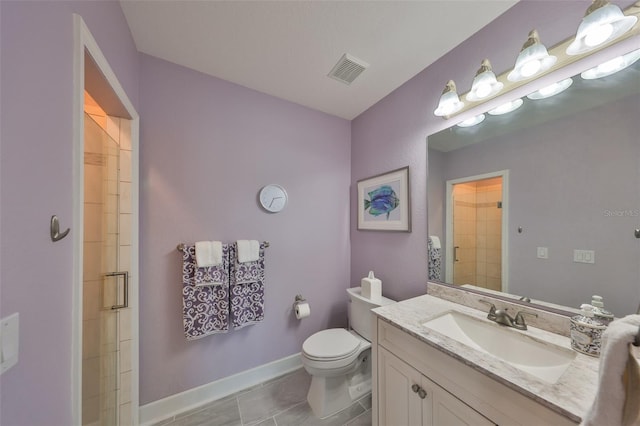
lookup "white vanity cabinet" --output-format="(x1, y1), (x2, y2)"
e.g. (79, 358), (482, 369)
(379, 346), (495, 426)
(373, 318), (578, 426)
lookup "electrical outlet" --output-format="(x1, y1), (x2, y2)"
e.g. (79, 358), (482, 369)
(573, 249), (595, 264)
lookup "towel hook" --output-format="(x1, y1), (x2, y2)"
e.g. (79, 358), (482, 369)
(50, 215), (70, 242)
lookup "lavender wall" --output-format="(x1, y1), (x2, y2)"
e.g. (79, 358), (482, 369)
(0, 1), (139, 425)
(138, 54), (351, 404)
(349, 0), (636, 302)
(431, 95), (640, 315)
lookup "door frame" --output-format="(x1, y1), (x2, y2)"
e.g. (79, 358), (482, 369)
(72, 15), (140, 425)
(445, 170), (509, 293)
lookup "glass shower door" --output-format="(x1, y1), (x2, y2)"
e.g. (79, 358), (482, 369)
(83, 113), (125, 426)
(451, 177), (503, 291)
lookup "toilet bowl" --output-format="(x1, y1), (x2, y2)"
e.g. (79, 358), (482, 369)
(301, 287), (395, 418)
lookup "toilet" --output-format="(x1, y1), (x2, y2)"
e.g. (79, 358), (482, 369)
(301, 286), (395, 418)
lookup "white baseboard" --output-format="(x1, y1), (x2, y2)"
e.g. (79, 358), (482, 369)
(138, 353), (302, 425)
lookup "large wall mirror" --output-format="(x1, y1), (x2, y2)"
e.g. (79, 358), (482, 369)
(427, 45), (640, 317)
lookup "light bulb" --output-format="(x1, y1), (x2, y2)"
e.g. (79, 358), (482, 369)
(488, 99), (524, 116)
(475, 83), (492, 99)
(508, 31), (556, 82)
(434, 80), (464, 117)
(527, 78), (573, 100)
(581, 49), (640, 79)
(539, 83), (559, 97)
(457, 114), (485, 128)
(466, 59), (503, 101)
(598, 56), (625, 73)
(584, 23), (614, 47)
(520, 60), (542, 78)
(567, 2), (637, 55)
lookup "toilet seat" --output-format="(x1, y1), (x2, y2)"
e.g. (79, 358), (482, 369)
(302, 328), (361, 361)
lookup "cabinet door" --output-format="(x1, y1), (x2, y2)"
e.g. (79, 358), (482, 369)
(431, 382), (495, 426)
(378, 347), (431, 426)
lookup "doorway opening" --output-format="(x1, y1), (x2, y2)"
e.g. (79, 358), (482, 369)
(445, 171), (509, 292)
(82, 91), (132, 426)
(73, 15), (139, 426)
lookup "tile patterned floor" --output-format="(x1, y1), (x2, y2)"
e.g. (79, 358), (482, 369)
(152, 368), (371, 426)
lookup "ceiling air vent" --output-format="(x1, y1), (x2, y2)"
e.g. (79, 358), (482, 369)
(328, 53), (369, 85)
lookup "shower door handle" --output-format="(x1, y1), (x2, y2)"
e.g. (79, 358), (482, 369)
(105, 271), (129, 310)
(454, 246), (460, 262)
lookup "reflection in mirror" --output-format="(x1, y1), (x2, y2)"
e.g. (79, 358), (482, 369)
(427, 55), (640, 317)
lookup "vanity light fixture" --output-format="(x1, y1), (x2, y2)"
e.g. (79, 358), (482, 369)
(457, 114), (486, 128)
(527, 78), (574, 100)
(566, 0), (637, 55)
(488, 98), (524, 115)
(581, 48), (640, 79)
(508, 30), (557, 82)
(434, 80), (465, 117)
(466, 59), (504, 102)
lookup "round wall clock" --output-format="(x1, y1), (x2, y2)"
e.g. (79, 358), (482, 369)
(259, 184), (288, 213)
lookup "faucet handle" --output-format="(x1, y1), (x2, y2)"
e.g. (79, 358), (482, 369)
(514, 311), (538, 330)
(478, 300), (497, 320)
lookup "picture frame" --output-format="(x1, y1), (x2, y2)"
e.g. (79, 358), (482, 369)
(357, 166), (411, 232)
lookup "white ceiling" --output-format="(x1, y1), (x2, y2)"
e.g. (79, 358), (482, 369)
(120, 1), (517, 120)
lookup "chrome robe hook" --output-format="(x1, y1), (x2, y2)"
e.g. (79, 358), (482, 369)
(50, 215), (70, 242)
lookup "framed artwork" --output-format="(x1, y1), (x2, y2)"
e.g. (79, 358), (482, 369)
(357, 166), (410, 232)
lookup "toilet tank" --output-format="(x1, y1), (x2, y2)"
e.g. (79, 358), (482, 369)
(347, 287), (395, 341)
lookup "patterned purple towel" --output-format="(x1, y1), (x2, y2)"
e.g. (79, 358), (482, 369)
(428, 237), (442, 281)
(181, 244), (230, 340)
(230, 243), (265, 329)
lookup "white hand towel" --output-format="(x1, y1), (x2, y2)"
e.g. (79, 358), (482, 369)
(429, 236), (441, 249)
(195, 241), (223, 268)
(622, 344), (640, 426)
(581, 314), (640, 426)
(237, 240), (260, 263)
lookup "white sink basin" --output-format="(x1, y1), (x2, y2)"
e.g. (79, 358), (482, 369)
(422, 311), (576, 384)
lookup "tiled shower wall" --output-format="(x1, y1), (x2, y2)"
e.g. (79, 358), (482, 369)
(474, 178), (502, 291)
(453, 182), (477, 285)
(83, 94), (132, 426)
(452, 178), (502, 291)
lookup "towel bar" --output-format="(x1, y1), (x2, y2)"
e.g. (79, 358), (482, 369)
(176, 241), (270, 252)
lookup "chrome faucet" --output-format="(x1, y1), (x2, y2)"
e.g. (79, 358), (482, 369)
(478, 300), (538, 330)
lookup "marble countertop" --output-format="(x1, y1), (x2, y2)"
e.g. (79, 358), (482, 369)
(373, 294), (600, 423)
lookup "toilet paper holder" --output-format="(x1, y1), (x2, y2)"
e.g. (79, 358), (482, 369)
(293, 294), (307, 309)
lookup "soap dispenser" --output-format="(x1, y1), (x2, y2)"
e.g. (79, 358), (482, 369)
(570, 304), (607, 357)
(590, 295), (614, 325)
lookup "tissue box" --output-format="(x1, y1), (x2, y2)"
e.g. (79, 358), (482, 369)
(361, 271), (382, 300)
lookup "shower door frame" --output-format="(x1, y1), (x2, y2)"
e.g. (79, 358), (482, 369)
(445, 170), (510, 293)
(72, 15), (140, 426)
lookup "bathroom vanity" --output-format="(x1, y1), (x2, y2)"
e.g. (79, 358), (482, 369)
(371, 289), (601, 425)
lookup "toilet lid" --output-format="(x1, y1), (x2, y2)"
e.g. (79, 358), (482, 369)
(302, 328), (360, 360)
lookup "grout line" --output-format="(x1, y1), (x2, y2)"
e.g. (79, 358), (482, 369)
(237, 395), (245, 426)
(343, 409), (370, 426)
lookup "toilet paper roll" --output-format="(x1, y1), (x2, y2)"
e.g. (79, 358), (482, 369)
(295, 302), (311, 319)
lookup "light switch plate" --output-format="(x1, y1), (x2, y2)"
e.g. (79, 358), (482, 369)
(537, 247), (548, 259)
(1, 312), (19, 375)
